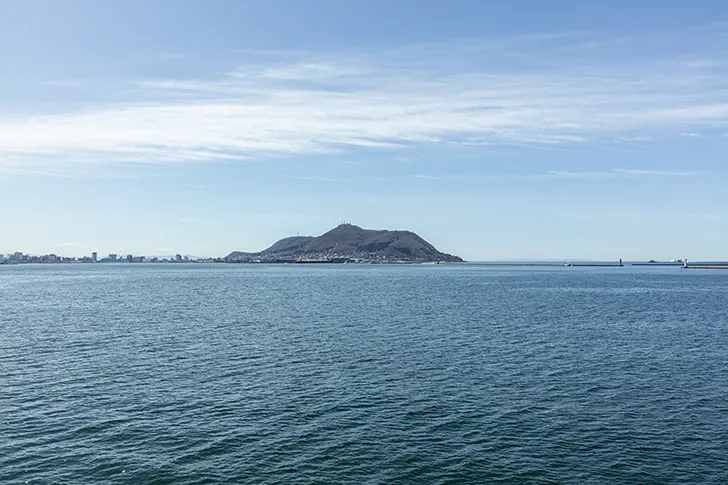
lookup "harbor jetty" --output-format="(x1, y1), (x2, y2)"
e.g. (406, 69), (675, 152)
(632, 263), (683, 266)
(473, 260), (728, 269)
(473, 262), (623, 268)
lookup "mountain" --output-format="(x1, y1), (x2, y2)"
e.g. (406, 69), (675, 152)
(225, 224), (463, 263)
(262, 236), (314, 254)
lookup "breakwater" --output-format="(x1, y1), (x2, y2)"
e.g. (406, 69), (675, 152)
(472, 263), (623, 267)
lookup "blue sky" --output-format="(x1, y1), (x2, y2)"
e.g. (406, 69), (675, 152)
(2, 0), (728, 260)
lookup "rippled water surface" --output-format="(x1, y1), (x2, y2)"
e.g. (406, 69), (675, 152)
(1, 264), (727, 484)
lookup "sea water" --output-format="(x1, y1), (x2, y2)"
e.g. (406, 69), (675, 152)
(1, 264), (726, 484)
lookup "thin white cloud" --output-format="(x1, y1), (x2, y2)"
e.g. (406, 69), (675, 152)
(612, 168), (702, 176)
(546, 170), (617, 179)
(548, 169), (704, 179)
(283, 175), (347, 182)
(411, 174), (443, 180)
(2, 31), (728, 174)
(180, 182), (219, 190)
(680, 132), (703, 138)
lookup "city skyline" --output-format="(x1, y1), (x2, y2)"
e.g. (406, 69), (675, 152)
(2, 1), (728, 260)
(1, 251), (199, 263)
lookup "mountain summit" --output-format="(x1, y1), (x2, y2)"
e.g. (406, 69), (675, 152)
(226, 224), (463, 263)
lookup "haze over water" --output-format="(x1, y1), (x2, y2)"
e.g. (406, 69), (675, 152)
(2, 264), (727, 484)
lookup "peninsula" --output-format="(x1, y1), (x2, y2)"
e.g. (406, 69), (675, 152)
(225, 223), (464, 263)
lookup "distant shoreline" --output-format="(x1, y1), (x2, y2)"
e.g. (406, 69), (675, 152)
(4, 260), (728, 269)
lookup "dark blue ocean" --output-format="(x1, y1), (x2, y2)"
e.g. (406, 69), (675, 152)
(1, 264), (727, 484)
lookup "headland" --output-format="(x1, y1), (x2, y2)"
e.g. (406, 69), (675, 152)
(225, 223), (464, 264)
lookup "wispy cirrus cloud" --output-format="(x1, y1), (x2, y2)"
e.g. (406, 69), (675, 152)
(411, 174), (444, 180)
(282, 175), (347, 183)
(410, 168), (705, 181)
(623, 136), (652, 142)
(2, 30), (728, 175)
(547, 168), (704, 179)
(612, 168), (703, 176)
